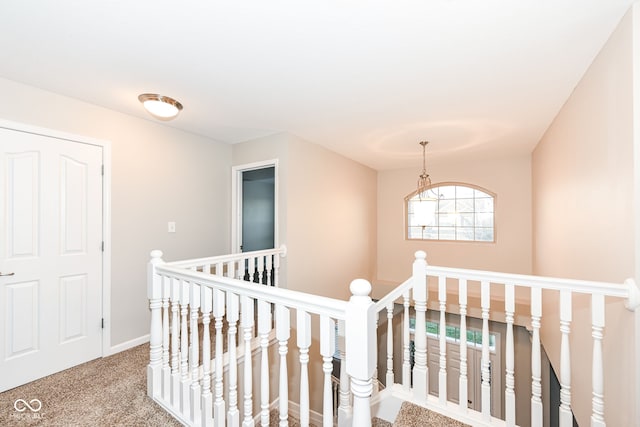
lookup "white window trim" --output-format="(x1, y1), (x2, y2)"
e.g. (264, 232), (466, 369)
(405, 181), (497, 243)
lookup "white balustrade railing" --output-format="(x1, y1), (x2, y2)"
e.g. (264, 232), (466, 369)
(169, 245), (287, 286)
(373, 251), (640, 427)
(149, 247), (639, 427)
(147, 247), (377, 427)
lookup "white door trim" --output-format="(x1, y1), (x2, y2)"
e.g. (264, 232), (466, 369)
(0, 118), (112, 357)
(231, 159), (279, 253)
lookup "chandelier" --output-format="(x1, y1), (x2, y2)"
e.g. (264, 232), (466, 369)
(418, 141), (431, 198)
(416, 141), (437, 200)
(412, 141), (438, 228)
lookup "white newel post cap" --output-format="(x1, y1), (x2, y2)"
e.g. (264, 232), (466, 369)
(414, 250), (427, 262)
(349, 278), (372, 298)
(150, 249), (164, 263)
(148, 250), (164, 299)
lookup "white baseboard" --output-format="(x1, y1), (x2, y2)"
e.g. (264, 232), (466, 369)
(287, 400), (324, 426)
(107, 334), (150, 356)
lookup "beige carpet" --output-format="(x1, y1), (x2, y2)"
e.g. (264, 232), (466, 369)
(0, 343), (181, 426)
(372, 417), (393, 426)
(0, 343), (316, 427)
(1, 343), (469, 427)
(393, 401), (470, 427)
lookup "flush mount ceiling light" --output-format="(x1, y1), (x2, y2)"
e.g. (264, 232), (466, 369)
(138, 93), (183, 120)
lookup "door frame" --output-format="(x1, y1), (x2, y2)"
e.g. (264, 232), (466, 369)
(231, 159), (278, 253)
(0, 118), (112, 357)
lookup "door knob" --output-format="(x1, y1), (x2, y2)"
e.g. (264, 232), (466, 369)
(0, 272), (15, 276)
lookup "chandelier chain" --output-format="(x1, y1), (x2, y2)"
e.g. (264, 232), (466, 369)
(417, 141), (431, 196)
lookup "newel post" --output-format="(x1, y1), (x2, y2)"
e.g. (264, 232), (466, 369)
(412, 250), (428, 399)
(346, 279), (376, 427)
(148, 249), (165, 398)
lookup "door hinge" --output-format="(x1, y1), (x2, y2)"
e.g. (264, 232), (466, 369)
(101, 318), (104, 329)
(101, 241), (104, 252)
(101, 165), (104, 176)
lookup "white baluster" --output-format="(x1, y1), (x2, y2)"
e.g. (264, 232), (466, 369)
(227, 292), (240, 427)
(372, 314), (379, 396)
(438, 275), (447, 404)
(266, 255), (273, 286)
(213, 289), (226, 427)
(225, 260), (234, 280)
(298, 310), (312, 427)
(190, 283), (202, 424)
(180, 280), (191, 414)
(505, 283), (515, 426)
(237, 257), (244, 280)
(531, 287), (543, 427)
(147, 250), (164, 399)
(458, 279), (468, 413)
(258, 300), (272, 426)
(274, 252), (281, 287)
(559, 290), (572, 427)
(402, 291), (411, 391)
(276, 305), (290, 427)
(481, 280), (491, 421)
(346, 279), (375, 427)
(386, 302), (394, 387)
(233, 259), (242, 280)
(162, 276), (171, 401)
(337, 319), (352, 425)
(215, 261), (223, 277)
(241, 295), (254, 427)
(591, 294), (605, 427)
(201, 287), (213, 427)
(412, 251), (428, 399)
(170, 278), (181, 408)
(321, 316), (336, 427)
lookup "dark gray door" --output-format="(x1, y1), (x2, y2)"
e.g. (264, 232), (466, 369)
(241, 167), (275, 252)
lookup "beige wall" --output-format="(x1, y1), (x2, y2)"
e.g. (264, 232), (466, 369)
(233, 133), (378, 413)
(532, 7), (636, 426)
(234, 133), (377, 299)
(376, 153), (532, 291)
(287, 136), (377, 300)
(634, 6), (640, 427)
(0, 77), (231, 349)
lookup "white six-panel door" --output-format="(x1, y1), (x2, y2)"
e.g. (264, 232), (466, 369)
(0, 127), (103, 391)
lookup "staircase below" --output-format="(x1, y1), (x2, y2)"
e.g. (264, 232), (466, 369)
(374, 401), (471, 427)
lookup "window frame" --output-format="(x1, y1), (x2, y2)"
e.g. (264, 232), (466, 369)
(404, 182), (497, 243)
(409, 317), (498, 352)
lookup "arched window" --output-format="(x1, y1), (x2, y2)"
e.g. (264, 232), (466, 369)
(405, 183), (495, 242)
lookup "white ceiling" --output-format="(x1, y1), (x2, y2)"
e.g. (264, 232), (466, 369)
(0, 0), (635, 170)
